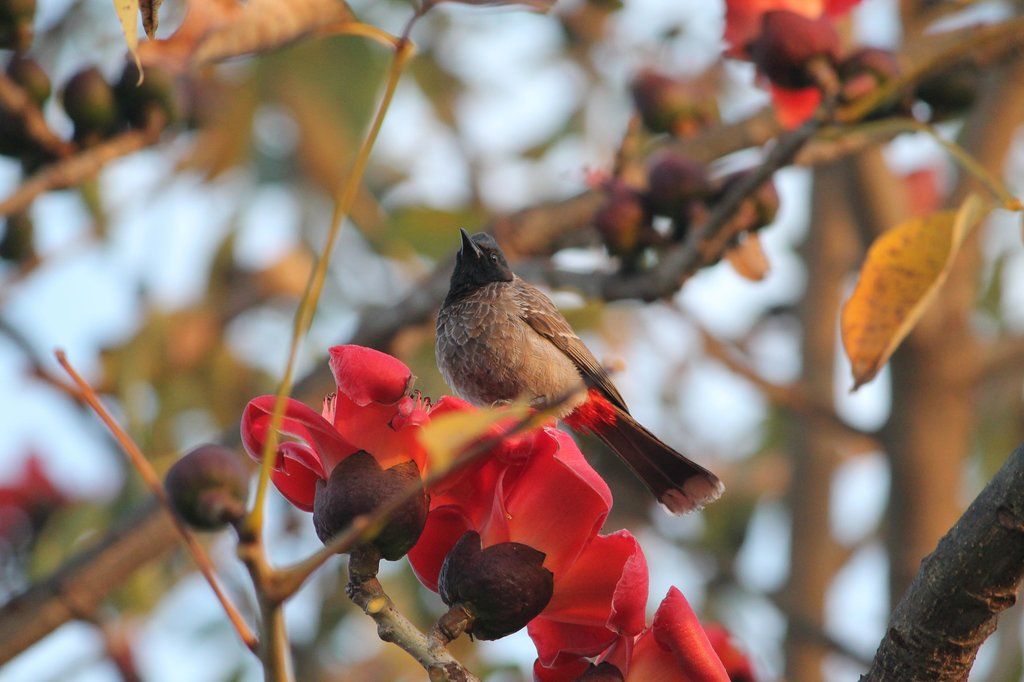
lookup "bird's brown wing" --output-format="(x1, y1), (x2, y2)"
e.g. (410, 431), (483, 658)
(512, 278), (629, 412)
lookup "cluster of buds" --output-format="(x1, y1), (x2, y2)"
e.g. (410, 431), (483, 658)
(724, 0), (903, 128)
(61, 62), (182, 147)
(0, 55), (184, 173)
(594, 151), (779, 280)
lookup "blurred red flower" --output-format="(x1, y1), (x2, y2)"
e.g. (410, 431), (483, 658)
(0, 453), (67, 541)
(535, 588), (749, 682)
(724, 0), (861, 128)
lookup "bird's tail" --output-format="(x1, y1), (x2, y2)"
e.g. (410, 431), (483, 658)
(565, 390), (723, 514)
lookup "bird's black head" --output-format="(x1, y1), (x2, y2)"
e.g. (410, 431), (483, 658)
(448, 229), (514, 297)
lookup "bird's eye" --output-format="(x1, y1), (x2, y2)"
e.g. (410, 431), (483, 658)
(489, 253), (498, 263)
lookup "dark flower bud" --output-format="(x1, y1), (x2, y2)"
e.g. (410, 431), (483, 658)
(0, 212), (33, 263)
(916, 61), (979, 120)
(61, 67), (118, 146)
(576, 662), (625, 681)
(165, 444), (250, 530)
(838, 48), (908, 115)
(646, 152), (712, 235)
(594, 181), (652, 270)
(313, 451), (427, 561)
(438, 530), (554, 641)
(0, 0), (34, 51)
(630, 69), (717, 136)
(749, 10), (839, 90)
(7, 56), (50, 107)
(115, 62), (182, 129)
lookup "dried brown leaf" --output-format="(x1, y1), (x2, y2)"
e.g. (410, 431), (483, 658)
(191, 0), (356, 66)
(140, 0), (163, 39)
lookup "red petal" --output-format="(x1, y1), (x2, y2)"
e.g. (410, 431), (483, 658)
(769, 85), (821, 129)
(533, 657), (589, 682)
(486, 429), (612, 575)
(529, 531), (648, 667)
(241, 395), (355, 472)
(270, 442), (323, 512)
(407, 506), (472, 592)
(724, 0), (823, 53)
(704, 625), (757, 681)
(328, 345), (412, 407)
(626, 588), (729, 682)
(824, 0), (860, 16)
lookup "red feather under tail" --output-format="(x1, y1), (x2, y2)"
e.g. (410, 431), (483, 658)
(565, 389), (723, 514)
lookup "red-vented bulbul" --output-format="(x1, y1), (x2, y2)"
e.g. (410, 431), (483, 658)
(436, 229), (723, 513)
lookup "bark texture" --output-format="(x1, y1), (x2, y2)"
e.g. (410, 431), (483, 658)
(863, 442), (1024, 681)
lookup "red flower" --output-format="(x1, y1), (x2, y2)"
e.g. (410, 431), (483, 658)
(624, 588), (731, 682)
(409, 427), (649, 648)
(704, 625), (757, 682)
(724, 0), (861, 128)
(0, 453), (67, 541)
(241, 345), (430, 512)
(534, 589), (746, 682)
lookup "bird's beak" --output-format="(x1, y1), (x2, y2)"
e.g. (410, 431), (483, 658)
(459, 228), (482, 258)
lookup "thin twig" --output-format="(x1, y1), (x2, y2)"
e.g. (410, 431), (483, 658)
(346, 548), (478, 682)
(0, 117), (164, 217)
(54, 350), (259, 653)
(246, 37), (416, 535)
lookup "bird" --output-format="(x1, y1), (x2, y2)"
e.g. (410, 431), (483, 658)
(435, 228), (723, 514)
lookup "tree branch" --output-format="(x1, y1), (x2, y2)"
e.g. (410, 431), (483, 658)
(862, 442), (1024, 681)
(0, 73), (74, 159)
(0, 116), (164, 217)
(346, 548), (477, 682)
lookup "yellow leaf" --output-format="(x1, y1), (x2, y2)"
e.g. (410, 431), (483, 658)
(841, 194), (989, 390)
(418, 403), (529, 475)
(112, 0), (144, 78)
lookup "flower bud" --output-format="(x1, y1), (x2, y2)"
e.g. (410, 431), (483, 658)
(438, 530), (554, 640)
(7, 56), (50, 107)
(0, 212), (33, 263)
(630, 69), (717, 136)
(594, 181), (652, 269)
(0, 0), (34, 51)
(115, 62), (182, 129)
(61, 67), (118, 146)
(646, 152), (711, 237)
(312, 451), (428, 561)
(576, 662), (624, 681)
(916, 61), (979, 120)
(165, 444), (250, 530)
(749, 10), (839, 90)
(838, 48), (908, 115)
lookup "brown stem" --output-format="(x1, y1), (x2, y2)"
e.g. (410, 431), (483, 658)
(346, 547), (478, 682)
(0, 114), (164, 217)
(55, 350), (259, 652)
(258, 598), (293, 682)
(862, 442), (1024, 680)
